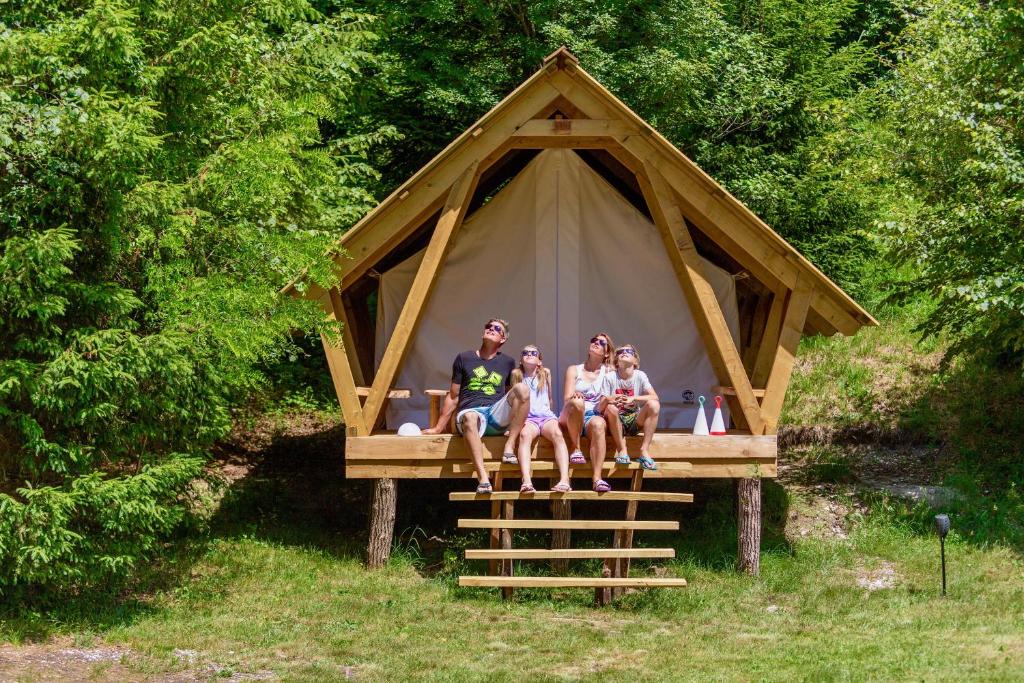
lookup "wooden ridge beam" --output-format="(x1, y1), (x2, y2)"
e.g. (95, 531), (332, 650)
(362, 163), (480, 431)
(637, 162), (765, 434)
(512, 119), (638, 137)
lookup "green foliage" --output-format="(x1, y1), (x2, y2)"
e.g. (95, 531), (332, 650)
(868, 1), (1024, 365)
(0, 0), (395, 592)
(356, 0), (901, 296)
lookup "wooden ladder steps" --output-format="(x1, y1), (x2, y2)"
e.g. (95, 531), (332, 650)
(465, 548), (675, 560)
(459, 576), (688, 588)
(449, 491), (693, 502)
(458, 519), (679, 531)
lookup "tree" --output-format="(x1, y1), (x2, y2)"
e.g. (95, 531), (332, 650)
(0, 0), (394, 593)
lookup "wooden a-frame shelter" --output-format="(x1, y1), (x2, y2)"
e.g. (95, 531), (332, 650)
(285, 47), (875, 583)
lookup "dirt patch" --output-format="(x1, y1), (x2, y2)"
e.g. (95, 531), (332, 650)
(854, 561), (899, 591)
(0, 640), (277, 682)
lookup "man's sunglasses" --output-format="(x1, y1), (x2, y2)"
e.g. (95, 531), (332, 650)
(590, 337), (608, 347)
(616, 348), (637, 357)
(484, 323), (505, 335)
(521, 349), (539, 357)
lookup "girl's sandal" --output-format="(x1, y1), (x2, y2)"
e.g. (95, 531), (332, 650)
(502, 452), (518, 465)
(520, 483), (536, 494)
(476, 481), (493, 495)
(551, 482), (572, 493)
(593, 479), (612, 493)
(569, 450), (587, 465)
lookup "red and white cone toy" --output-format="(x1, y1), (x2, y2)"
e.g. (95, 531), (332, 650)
(710, 395), (727, 435)
(693, 395), (710, 436)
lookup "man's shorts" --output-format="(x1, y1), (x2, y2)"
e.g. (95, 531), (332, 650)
(456, 390), (513, 436)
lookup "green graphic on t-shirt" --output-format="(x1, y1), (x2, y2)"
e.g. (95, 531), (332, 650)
(467, 365), (503, 396)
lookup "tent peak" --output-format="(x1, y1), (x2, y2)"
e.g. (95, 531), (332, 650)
(542, 46), (579, 70)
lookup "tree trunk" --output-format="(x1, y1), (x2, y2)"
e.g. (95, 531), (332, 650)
(367, 478), (397, 568)
(737, 477), (761, 575)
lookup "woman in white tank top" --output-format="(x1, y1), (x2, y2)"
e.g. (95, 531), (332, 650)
(558, 332), (616, 492)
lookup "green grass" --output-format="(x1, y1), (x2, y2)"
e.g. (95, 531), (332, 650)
(3, 512), (1021, 682)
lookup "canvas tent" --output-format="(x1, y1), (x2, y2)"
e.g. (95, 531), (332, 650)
(374, 148), (739, 429)
(284, 46), (876, 576)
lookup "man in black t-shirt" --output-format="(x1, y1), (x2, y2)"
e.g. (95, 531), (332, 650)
(423, 317), (529, 493)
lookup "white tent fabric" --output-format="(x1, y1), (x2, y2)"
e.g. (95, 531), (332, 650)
(374, 149), (740, 430)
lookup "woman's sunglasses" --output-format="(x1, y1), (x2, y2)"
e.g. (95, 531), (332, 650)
(484, 323), (505, 335)
(590, 337), (608, 347)
(616, 348), (637, 357)
(521, 349), (539, 357)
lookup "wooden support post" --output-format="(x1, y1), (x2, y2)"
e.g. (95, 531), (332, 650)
(489, 473), (504, 576)
(550, 479), (572, 573)
(751, 292), (787, 389)
(501, 500), (515, 600)
(362, 163), (480, 432)
(759, 275), (813, 433)
(367, 478), (397, 568)
(737, 477), (761, 575)
(611, 471), (644, 601)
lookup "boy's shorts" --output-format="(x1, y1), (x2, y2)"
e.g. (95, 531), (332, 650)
(619, 410), (640, 436)
(456, 390), (513, 436)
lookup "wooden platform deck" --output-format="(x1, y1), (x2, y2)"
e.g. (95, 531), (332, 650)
(345, 430), (776, 479)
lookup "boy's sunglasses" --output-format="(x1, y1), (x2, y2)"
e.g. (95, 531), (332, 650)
(590, 337), (608, 347)
(616, 348), (636, 357)
(521, 349), (539, 357)
(484, 323), (505, 335)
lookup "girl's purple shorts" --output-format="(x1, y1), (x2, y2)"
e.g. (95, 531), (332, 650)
(526, 415), (557, 432)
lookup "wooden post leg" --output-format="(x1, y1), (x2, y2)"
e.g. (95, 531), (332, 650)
(501, 500), (515, 600)
(612, 471), (644, 601)
(550, 478), (571, 573)
(737, 477), (761, 575)
(367, 478), (396, 568)
(489, 473), (504, 577)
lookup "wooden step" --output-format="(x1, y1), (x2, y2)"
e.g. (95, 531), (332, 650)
(458, 519), (678, 531)
(464, 548), (675, 560)
(459, 576), (687, 588)
(449, 491), (693, 502)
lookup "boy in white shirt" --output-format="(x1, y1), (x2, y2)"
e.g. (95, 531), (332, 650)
(605, 344), (660, 470)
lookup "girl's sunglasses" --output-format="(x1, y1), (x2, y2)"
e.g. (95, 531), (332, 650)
(521, 349), (539, 357)
(590, 337), (608, 347)
(484, 323), (505, 335)
(616, 348), (636, 357)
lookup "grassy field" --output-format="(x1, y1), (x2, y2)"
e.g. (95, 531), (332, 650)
(2, 310), (1023, 681)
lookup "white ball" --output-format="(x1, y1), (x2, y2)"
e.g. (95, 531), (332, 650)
(397, 422), (422, 437)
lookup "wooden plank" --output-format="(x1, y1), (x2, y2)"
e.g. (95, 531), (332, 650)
(712, 385), (767, 399)
(346, 462), (776, 479)
(637, 162), (765, 433)
(458, 576), (687, 588)
(329, 288), (365, 387)
(458, 519), (679, 531)
(615, 470), (645, 594)
(355, 387), (411, 399)
(449, 491), (693, 502)
(320, 332), (367, 436)
(345, 433), (776, 460)
(759, 275), (813, 434)
(751, 293), (787, 389)
(362, 163), (480, 431)
(465, 548), (675, 560)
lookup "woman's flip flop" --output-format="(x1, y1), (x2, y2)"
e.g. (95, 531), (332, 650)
(551, 482), (572, 493)
(520, 483), (536, 494)
(569, 450), (586, 465)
